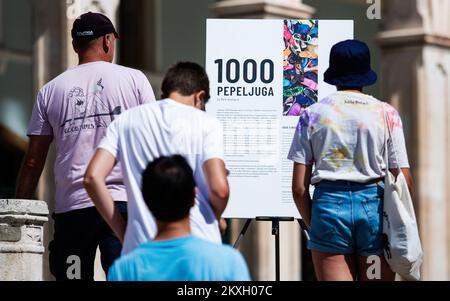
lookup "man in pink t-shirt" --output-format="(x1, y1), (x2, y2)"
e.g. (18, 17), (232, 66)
(15, 12), (155, 280)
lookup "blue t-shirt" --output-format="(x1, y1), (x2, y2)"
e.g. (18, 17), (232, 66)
(107, 236), (251, 281)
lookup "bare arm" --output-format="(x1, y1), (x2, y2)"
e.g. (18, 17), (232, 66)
(292, 163), (313, 227)
(84, 149), (126, 243)
(15, 135), (53, 199)
(203, 159), (230, 221)
(390, 168), (415, 198)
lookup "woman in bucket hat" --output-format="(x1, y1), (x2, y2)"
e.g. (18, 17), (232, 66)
(288, 40), (414, 281)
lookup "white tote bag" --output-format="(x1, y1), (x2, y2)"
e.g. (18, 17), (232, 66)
(382, 107), (423, 281)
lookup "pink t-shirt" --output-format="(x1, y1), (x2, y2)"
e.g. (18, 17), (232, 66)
(27, 61), (156, 213)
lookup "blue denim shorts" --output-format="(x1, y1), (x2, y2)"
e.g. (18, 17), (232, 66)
(308, 180), (385, 257)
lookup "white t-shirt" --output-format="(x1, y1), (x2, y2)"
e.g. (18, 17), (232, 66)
(288, 91), (410, 185)
(27, 61), (155, 213)
(98, 99), (224, 254)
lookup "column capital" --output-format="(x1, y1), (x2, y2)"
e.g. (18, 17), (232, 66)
(211, 0), (315, 19)
(378, 0), (450, 48)
(0, 199), (48, 252)
(0, 199), (49, 281)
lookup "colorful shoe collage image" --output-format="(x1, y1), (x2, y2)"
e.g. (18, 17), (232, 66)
(283, 20), (318, 116)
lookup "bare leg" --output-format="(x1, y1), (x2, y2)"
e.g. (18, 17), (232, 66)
(311, 251), (357, 281)
(357, 255), (395, 281)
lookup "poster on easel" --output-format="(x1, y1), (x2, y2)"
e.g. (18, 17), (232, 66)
(206, 19), (353, 219)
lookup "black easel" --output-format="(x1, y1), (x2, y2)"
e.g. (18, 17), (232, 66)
(233, 216), (310, 281)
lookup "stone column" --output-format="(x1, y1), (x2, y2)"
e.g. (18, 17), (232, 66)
(211, 0), (314, 281)
(0, 200), (49, 281)
(378, 0), (450, 280)
(65, 0), (120, 67)
(31, 0), (68, 281)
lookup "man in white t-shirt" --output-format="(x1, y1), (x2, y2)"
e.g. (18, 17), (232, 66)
(15, 12), (155, 280)
(84, 62), (229, 255)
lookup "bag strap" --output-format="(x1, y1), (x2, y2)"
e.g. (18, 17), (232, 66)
(382, 103), (402, 174)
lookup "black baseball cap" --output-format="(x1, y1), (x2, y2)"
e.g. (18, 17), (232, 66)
(71, 12), (119, 40)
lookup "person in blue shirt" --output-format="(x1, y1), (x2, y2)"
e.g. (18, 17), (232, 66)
(107, 155), (251, 281)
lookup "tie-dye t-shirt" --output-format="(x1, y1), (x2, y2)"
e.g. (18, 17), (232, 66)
(288, 91), (409, 184)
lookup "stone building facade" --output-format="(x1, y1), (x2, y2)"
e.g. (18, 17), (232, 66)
(0, 0), (449, 281)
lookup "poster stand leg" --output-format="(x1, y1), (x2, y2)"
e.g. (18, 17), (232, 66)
(232, 219), (253, 249)
(232, 216), (310, 281)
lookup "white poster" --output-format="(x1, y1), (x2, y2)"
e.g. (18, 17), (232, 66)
(206, 19), (353, 219)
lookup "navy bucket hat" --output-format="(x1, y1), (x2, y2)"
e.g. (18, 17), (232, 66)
(324, 39), (377, 87)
